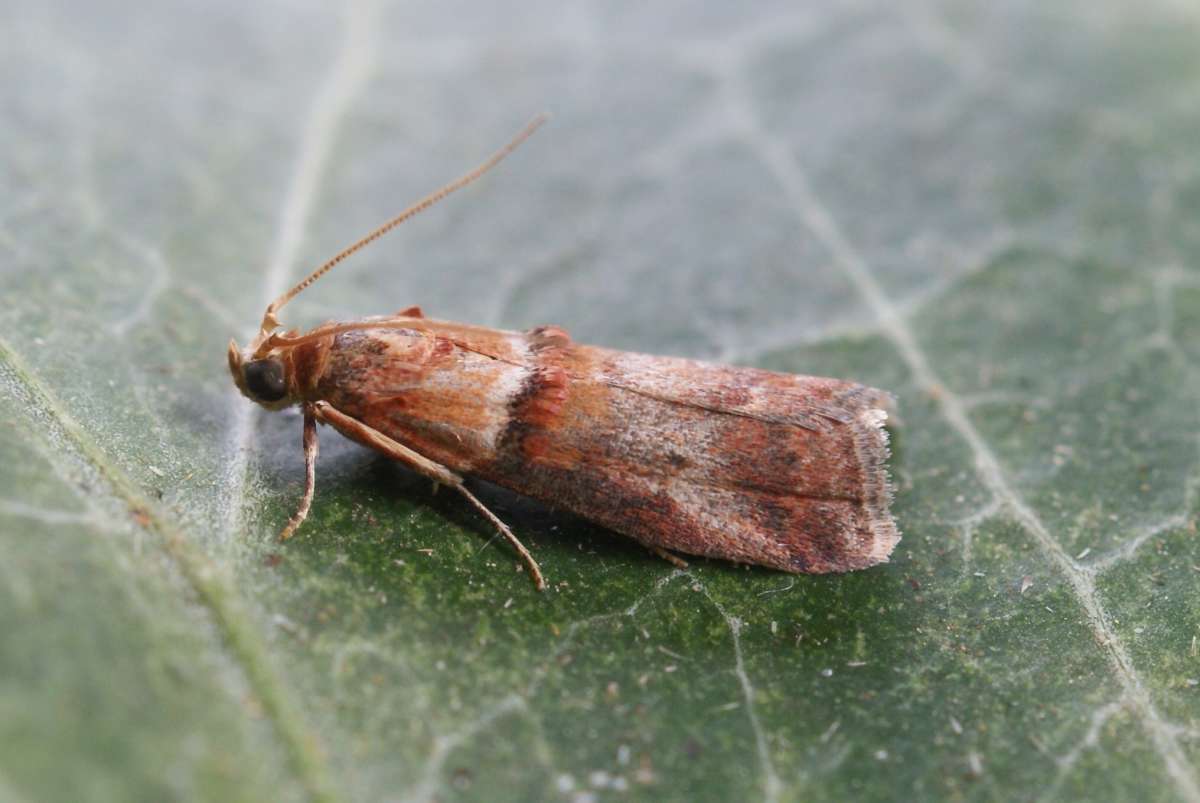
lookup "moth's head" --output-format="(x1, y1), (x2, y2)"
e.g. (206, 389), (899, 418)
(228, 339), (294, 411)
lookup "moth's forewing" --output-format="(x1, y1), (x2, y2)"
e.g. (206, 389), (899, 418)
(300, 318), (898, 573)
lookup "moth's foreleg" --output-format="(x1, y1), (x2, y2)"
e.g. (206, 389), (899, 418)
(309, 401), (546, 591)
(278, 408), (319, 542)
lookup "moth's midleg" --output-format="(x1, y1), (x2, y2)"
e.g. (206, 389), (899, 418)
(311, 401), (460, 485)
(310, 400), (545, 590)
(452, 483), (545, 592)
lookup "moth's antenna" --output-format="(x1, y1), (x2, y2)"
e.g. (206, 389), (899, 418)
(257, 113), (550, 337)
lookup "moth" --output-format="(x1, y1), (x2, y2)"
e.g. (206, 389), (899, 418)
(229, 116), (899, 590)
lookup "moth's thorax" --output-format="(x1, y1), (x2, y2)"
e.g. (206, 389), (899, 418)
(312, 324), (532, 474)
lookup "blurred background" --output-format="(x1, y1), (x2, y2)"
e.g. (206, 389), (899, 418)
(3, 1), (1200, 801)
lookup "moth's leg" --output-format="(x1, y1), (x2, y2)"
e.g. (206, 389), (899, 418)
(310, 401), (546, 591)
(279, 408), (319, 542)
(311, 401), (460, 484)
(649, 546), (689, 569)
(453, 483), (546, 591)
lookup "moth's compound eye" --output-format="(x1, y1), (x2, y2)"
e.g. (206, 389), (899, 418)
(244, 358), (287, 402)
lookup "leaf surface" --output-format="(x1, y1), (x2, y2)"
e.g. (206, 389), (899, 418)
(2, 1), (1199, 801)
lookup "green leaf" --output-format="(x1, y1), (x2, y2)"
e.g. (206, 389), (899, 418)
(3, 2), (1199, 801)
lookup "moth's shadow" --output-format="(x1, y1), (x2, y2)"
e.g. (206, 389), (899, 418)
(269, 425), (849, 587)
(348, 451), (656, 572)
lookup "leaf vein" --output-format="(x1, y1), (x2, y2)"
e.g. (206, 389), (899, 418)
(731, 75), (1200, 801)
